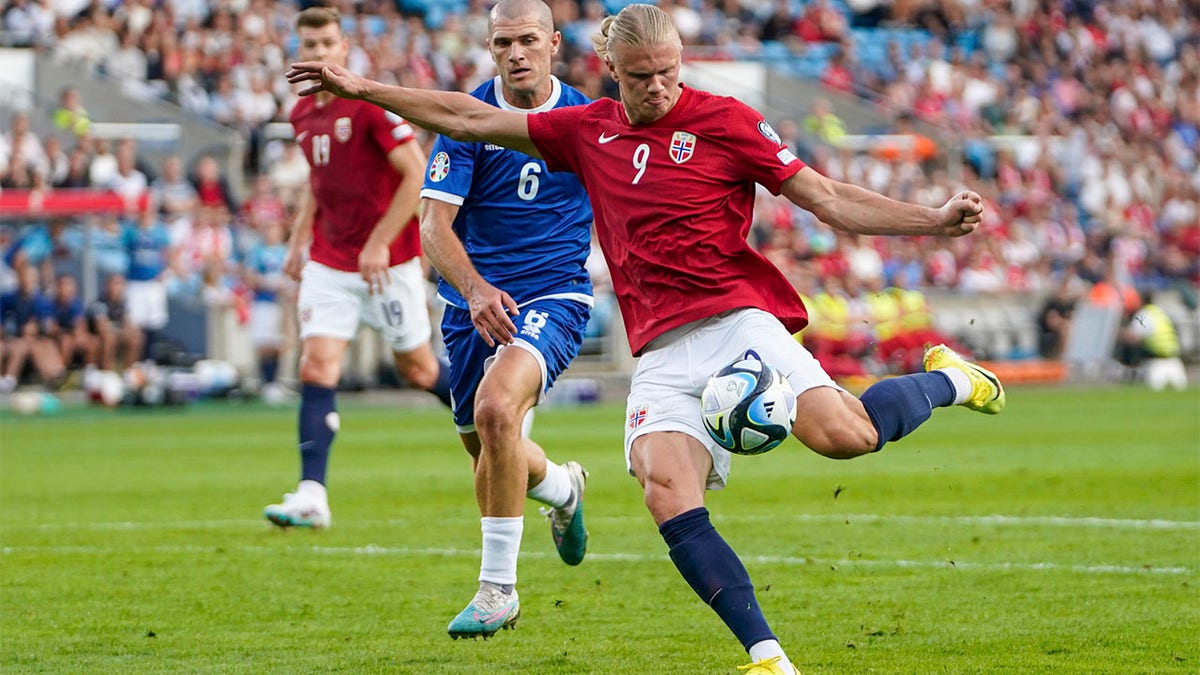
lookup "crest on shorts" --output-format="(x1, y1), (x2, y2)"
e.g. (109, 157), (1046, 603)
(334, 116), (352, 142)
(300, 307), (313, 324)
(627, 404), (648, 430)
(669, 131), (696, 164)
(429, 152), (450, 182)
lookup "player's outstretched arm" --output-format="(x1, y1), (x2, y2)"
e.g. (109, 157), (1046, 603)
(781, 166), (983, 238)
(286, 61), (540, 157)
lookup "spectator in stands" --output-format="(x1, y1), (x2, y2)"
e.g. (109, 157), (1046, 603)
(88, 137), (118, 187)
(1036, 271), (1082, 360)
(49, 272), (97, 377)
(88, 272), (143, 372)
(267, 140), (310, 206)
(150, 155), (198, 226)
(106, 25), (152, 99)
(820, 47), (857, 94)
(794, 0), (848, 43)
(52, 86), (92, 138)
(103, 138), (149, 213)
(0, 263), (66, 392)
(2, 0), (55, 48)
(802, 97), (846, 148)
(190, 154), (237, 212)
(41, 135), (69, 186)
(240, 173), (287, 234)
(57, 140), (91, 188)
(0, 112), (47, 188)
(175, 205), (233, 290)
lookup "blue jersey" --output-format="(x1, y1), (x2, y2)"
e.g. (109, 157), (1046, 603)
(420, 76), (594, 309)
(53, 296), (85, 330)
(244, 240), (288, 302)
(124, 221), (172, 282)
(1, 290), (52, 336)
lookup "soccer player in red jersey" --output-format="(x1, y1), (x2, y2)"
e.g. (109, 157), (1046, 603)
(263, 7), (453, 530)
(287, 5), (1006, 672)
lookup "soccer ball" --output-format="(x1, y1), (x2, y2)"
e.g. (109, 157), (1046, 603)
(701, 350), (797, 456)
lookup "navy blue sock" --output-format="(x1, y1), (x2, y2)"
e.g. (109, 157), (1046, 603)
(427, 358), (453, 408)
(260, 357), (278, 385)
(659, 507), (775, 650)
(298, 384), (337, 484)
(859, 371), (956, 451)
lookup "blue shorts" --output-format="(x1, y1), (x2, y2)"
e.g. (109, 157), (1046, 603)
(442, 297), (591, 431)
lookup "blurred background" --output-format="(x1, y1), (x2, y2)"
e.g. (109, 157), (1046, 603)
(0, 0), (1196, 411)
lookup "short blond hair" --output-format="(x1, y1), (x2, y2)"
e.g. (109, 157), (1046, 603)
(295, 6), (341, 32)
(590, 4), (681, 63)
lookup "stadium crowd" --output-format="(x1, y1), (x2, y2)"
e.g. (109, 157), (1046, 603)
(1, 0), (1197, 392)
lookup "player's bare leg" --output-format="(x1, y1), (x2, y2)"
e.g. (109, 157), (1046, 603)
(448, 346), (586, 638)
(264, 335), (346, 529)
(391, 341), (453, 407)
(631, 431), (798, 673)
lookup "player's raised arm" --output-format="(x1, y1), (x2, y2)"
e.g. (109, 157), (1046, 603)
(286, 62), (541, 158)
(781, 165), (983, 238)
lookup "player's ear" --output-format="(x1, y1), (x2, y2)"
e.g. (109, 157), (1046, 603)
(550, 30), (561, 55)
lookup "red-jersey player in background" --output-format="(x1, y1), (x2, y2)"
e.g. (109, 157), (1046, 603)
(264, 7), (452, 530)
(286, 5), (1006, 672)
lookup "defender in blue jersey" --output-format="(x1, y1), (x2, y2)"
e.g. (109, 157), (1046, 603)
(418, 0), (594, 639)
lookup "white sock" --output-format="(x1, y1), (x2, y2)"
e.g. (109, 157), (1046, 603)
(526, 460), (573, 508)
(748, 639), (795, 673)
(937, 367), (972, 405)
(297, 479), (327, 501)
(479, 516), (523, 586)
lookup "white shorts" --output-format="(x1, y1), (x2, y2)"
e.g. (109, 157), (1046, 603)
(623, 308), (842, 490)
(126, 279), (168, 331)
(297, 259), (431, 352)
(250, 300), (283, 348)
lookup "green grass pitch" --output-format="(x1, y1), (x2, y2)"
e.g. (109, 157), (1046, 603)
(2, 385), (1197, 673)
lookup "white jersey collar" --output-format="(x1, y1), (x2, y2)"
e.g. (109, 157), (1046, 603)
(492, 75), (562, 113)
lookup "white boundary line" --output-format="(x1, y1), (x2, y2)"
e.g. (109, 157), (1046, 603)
(0, 543), (1190, 576)
(7, 513), (1199, 531)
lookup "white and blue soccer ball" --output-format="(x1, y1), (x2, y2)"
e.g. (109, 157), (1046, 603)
(701, 351), (797, 456)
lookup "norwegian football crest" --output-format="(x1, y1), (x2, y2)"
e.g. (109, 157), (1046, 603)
(429, 152), (450, 182)
(669, 131), (696, 164)
(627, 404), (648, 430)
(334, 117), (352, 142)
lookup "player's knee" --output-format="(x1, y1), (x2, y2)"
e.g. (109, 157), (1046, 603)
(396, 360), (437, 389)
(802, 424), (877, 459)
(298, 356), (339, 386)
(474, 394), (520, 443)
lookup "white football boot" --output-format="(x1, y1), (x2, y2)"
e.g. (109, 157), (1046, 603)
(264, 480), (331, 529)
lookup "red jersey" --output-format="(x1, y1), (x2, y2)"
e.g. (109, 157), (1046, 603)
(528, 86), (809, 355)
(290, 96), (421, 271)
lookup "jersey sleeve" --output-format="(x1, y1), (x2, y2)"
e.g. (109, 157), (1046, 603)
(368, 106), (417, 156)
(420, 134), (476, 206)
(723, 100), (806, 195)
(527, 107), (584, 175)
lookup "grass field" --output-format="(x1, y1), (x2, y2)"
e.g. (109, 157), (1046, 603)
(1, 384), (1197, 674)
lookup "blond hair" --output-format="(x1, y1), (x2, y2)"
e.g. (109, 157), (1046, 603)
(295, 6), (341, 31)
(590, 4), (681, 63)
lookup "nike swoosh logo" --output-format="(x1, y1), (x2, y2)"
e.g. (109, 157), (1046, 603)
(295, 131), (309, 143)
(598, 132), (620, 144)
(473, 605), (516, 624)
